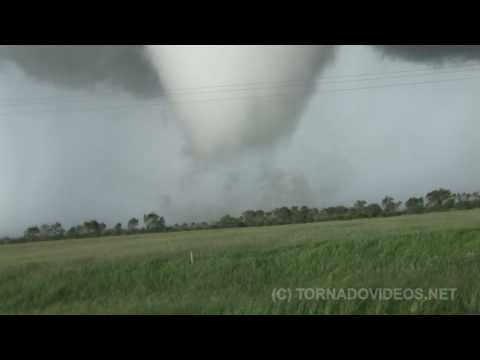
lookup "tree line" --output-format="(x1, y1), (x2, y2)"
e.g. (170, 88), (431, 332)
(2, 188), (480, 244)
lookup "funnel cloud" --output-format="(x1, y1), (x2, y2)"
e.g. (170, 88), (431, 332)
(145, 45), (336, 159)
(1, 45), (480, 237)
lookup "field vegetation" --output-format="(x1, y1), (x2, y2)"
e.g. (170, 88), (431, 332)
(1, 209), (479, 314)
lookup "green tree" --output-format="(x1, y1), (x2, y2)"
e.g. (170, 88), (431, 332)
(83, 220), (105, 236)
(51, 223), (65, 238)
(143, 212), (165, 232)
(308, 207), (320, 222)
(114, 223), (122, 235)
(127, 218), (139, 232)
(471, 192), (480, 208)
(352, 200), (368, 218)
(426, 188), (452, 209)
(24, 226), (40, 241)
(254, 210), (266, 226)
(273, 207), (292, 225)
(365, 203), (383, 217)
(84, 220), (98, 235)
(381, 196), (402, 215)
(264, 211), (274, 226)
(405, 197), (424, 214)
(325, 206), (349, 220)
(299, 206), (311, 223)
(241, 210), (257, 227)
(66, 226), (78, 238)
(290, 206), (300, 223)
(454, 192), (474, 210)
(39, 224), (52, 240)
(217, 215), (241, 228)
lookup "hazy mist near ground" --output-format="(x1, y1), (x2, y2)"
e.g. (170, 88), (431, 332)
(1, 45), (480, 236)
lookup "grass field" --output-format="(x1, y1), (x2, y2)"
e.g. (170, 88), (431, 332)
(1, 209), (480, 314)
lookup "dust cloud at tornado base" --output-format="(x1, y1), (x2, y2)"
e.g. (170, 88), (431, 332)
(1, 45), (480, 236)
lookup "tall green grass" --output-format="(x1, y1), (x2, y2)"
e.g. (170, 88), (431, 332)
(1, 210), (480, 314)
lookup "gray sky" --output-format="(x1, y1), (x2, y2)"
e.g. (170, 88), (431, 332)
(1, 45), (480, 237)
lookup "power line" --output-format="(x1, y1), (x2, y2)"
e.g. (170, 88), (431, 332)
(1, 63), (480, 107)
(317, 66), (480, 84)
(0, 74), (478, 118)
(318, 63), (480, 80)
(1, 75), (478, 116)
(315, 75), (480, 94)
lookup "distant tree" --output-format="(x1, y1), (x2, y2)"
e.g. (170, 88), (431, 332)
(127, 218), (139, 232)
(324, 207), (336, 218)
(299, 206), (311, 223)
(83, 220), (105, 236)
(15, 185), (480, 246)
(426, 188), (452, 209)
(114, 223), (123, 235)
(308, 207), (320, 222)
(471, 192), (480, 208)
(444, 197), (456, 209)
(354, 200), (367, 210)
(290, 206), (302, 223)
(66, 226), (78, 238)
(382, 196), (402, 215)
(254, 210), (265, 226)
(241, 210), (266, 227)
(52, 223), (65, 238)
(34, 222), (65, 240)
(264, 211), (274, 226)
(454, 192), (474, 210)
(317, 208), (330, 221)
(76, 225), (88, 236)
(39, 224), (52, 240)
(143, 212), (165, 232)
(83, 220), (96, 235)
(24, 226), (40, 241)
(273, 207), (292, 225)
(365, 203), (383, 218)
(241, 210), (257, 227)
(325, 206), (349, 220)
(218, 215), (241, 228)
(405, 197), (424, 214)
(199, 222), (209, 230)
(352, 200), (368, 218)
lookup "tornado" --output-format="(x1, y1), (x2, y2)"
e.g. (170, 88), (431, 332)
(145, 45), (335, 160)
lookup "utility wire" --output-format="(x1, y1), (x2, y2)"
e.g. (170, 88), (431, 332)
(1, 63), (480, 107)
(0, 74), (478, 118)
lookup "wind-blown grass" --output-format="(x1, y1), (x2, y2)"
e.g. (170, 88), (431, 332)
(1, 210), (480, 314)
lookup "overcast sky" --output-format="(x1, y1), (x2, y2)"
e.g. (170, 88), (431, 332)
(1, 45), (479, 237)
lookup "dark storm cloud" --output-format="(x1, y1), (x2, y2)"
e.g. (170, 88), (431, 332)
(3, 46), (480, 100)
(374, 45), (480, 63)
(2, 45), (480, 238)
(0, 45), (162, 97)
